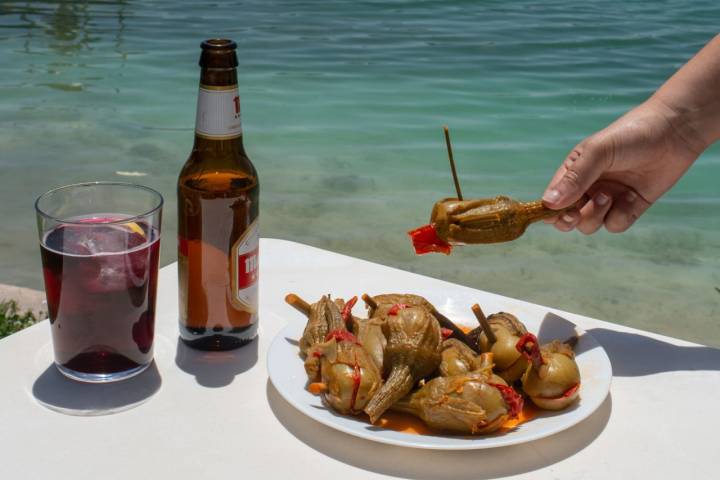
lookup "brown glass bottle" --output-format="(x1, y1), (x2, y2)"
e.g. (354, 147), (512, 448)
(177, 39), (259, 350)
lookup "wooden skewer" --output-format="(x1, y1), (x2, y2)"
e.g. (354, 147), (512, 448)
(361, 293), (378, 310)
(443, 125), (463, 201)
(431, 308), (480, 353)
(563, 335), (579, 350)
(285, 293), (311, 316)
(471, 303), (497, 345)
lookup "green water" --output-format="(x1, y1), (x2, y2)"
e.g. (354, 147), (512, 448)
(1, 1), (719, 345)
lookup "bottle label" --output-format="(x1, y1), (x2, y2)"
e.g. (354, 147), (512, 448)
(195, 84), (242, 139)
(231, 219), (259, 316)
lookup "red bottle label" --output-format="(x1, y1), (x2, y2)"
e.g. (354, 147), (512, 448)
(237, 247), (259, 289)
(231, 220), (259, 315)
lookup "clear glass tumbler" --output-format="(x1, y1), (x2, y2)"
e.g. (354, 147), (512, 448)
(35, 182), (163, 383)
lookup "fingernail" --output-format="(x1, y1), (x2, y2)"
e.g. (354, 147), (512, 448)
(562, 213), (575, 223)
(595, 192), (609, 206)
(626, 191), (637, 203)
(543, 189), (561, 203)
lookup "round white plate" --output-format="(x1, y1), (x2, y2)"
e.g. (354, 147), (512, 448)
(267, 293), (612, 450)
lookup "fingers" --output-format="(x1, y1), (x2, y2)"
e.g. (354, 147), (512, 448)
(543, 140), (611, 210)
(547, 186), (650, 234)
(604, 190), (651, 233)
(551, 208), (582, 232)
(576, 192), (612, 235)
(543, 194), (589, 230)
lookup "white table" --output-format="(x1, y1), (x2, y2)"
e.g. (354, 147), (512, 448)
(2, 239), (719, 479)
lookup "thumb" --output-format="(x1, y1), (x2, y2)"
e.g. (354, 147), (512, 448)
(543, 141), (610, 209)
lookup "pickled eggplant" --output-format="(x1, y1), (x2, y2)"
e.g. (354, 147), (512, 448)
(363, 305), (442, 423)
(472, 312), (529, 383)
(312, 329), (383, 415)
(408, 196), (574, 254)
(390, 371), (523, 434)
(364, 293), (434, 321)
(352, 316), (387, 373)
(517, 334), (581, 410)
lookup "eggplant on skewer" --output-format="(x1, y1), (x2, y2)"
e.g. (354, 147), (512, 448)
(438, 339), (507, 385)
(407, 127), (576, 255)
(286, 293), (349, 382)
(351, 316), (386, 374)
(469, 305), (529, 383)
(390, 368), (524, 434)
(408, 196), (576, 255)
(439, 338), (484, 377)
(516, 333), (581, 411)
(362, 293), (479, 353)
(285, 294), (382, 415)
(362, 293), (434, 321)
(312, 327), (383, 415)
(363, 304), (442, 423)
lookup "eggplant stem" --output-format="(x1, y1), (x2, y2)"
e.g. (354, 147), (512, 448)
(364, 364), (414, 423)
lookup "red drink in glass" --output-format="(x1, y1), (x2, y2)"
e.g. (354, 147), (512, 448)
(40, 216), (160, 379)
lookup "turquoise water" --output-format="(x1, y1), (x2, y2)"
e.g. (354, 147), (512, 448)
(1, 1), (719, 345)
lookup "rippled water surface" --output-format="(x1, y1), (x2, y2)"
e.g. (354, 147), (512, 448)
(1, 1), (719, 345)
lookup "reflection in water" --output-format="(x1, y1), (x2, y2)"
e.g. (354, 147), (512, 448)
(7, 1), (129, 63)
(47, 1), (88, 53)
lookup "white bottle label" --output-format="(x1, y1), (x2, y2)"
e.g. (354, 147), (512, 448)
(231, 220), (259, 318)
(195, 85), (242, 139)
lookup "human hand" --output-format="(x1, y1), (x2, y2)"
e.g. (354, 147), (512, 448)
(542, 100), (703, 234)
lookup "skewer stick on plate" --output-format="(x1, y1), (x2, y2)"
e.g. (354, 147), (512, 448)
(563, 335), (579, 349)
(431, 308), (480, 353)
(285, 293), (311, 316)
(361, 293), (378, 314)
(471, 303), (497, 345)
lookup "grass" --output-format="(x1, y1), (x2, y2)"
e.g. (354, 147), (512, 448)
(0, 300), (38, 339)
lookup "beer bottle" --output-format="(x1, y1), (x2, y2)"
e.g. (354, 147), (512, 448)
(178, 39), (259, 350)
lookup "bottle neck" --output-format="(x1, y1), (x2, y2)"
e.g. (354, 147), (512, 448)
(193, 67), (244, 150)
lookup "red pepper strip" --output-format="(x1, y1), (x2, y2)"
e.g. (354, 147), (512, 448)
(440, 327), (453, 339)
(341, 296), (358, 327)
(349, 353), (362, 412)
(562, 382), (580, 398)
(407, 224), (452, 255)
(539, 383), (581, 400)
(388, 303), (411, 316)
(325, 329), (361, 345)
(516, 333), (546, 370)
(489, 383), (524, 419)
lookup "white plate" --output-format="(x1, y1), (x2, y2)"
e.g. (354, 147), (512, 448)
(267, 292), (612, 450)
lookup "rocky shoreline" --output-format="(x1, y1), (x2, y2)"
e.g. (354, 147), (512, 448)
(0, 283), (46, 320)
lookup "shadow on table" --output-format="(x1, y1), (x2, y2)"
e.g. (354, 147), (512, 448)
(541, 312), (720, 376)
(267, 380), (612, 480)
(585, 327), (720, 376)
(175, 337), (258, 388)
(32, 361), (161, 416)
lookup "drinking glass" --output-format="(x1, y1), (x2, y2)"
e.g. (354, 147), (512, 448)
(35, 182), (163, 383)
